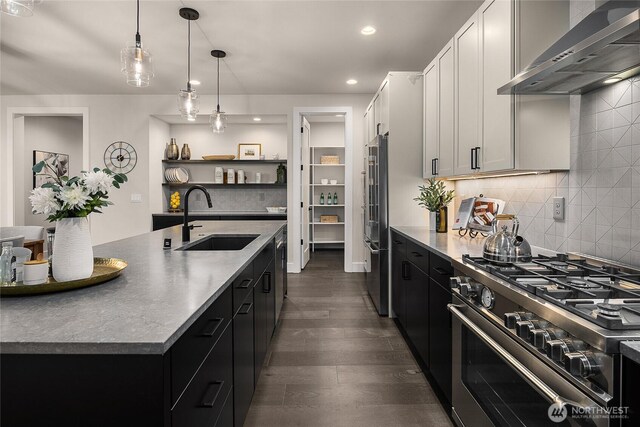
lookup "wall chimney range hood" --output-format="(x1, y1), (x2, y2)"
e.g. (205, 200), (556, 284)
(499, 1), (640, 95)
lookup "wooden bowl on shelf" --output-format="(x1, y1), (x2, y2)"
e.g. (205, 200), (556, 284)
(202, 155), (235, 161)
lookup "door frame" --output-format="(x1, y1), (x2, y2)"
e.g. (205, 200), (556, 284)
(300, 116), (311, 269)
(2, 107), (90, 226)
(291, 106), (353, 273)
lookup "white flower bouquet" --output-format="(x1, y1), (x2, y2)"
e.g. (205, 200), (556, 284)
(30, 160), (128, 222)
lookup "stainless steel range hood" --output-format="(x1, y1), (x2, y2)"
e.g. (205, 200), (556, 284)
(499, 1), (640, 95)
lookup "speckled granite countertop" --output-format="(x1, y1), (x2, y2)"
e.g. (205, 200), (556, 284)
(621, 341), (640, 364)
(391, 226), (557, 264)
(0, 220), (285, 355)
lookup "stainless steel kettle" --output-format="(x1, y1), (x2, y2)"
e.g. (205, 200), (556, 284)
(483, 214), (532, 264)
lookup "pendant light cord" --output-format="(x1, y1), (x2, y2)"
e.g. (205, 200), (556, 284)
(135, 0), (141, 47)
(187, 20), (192, 91)
(217, 57), (221, 113)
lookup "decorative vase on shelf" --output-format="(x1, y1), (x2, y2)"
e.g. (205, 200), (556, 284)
(436, 206), (448, 233)
(167, 138), (179, 160)
(429, 211), (437, 231)
(52, 217), (94, 282)
(180, 143), (191, 160)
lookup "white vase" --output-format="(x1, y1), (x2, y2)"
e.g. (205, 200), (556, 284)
(52, 217), (94, 282)
(429, 212), (437, 231)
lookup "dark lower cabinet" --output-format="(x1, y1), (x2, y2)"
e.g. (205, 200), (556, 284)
(428, 278), (452, 403)
(254, 260), (276, 384)
(215, 387), (234, 427)
(233, 292), (255, 427)
(152, 214), (286, 231)
(406, 263), (429, 367)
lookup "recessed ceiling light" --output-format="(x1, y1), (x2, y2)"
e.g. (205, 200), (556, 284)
(603, 77), (622, 84)
(253, 117), (262, 121)
(346, 79), (358, 85)
(189, 79), (201, 86)
(361, 26), (376, 35)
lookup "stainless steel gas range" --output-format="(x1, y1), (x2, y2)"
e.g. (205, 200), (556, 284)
(449, 253), (640, 427)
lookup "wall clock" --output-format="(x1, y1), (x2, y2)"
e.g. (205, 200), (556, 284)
(104, 141), (137, 174)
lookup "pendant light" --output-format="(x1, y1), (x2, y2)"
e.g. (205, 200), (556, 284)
(177, 8), (200, 121)
(120, 0), (154, 87)
(210, 50), (227, 134)
(1, 0), (39, 17)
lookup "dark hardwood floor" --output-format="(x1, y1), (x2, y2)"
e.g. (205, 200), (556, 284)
(244, 251), (452, 426)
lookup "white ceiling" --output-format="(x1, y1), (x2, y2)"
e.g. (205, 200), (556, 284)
(1, 0), (481, 95)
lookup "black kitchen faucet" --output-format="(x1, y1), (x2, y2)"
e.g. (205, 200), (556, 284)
(182, 185), (212, 242)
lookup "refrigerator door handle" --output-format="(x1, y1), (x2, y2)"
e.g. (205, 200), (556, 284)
(364, 240), (379, 255)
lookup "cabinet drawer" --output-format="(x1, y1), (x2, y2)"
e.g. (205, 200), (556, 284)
(232, 265), (254, 315)
(172, 325), (233, 427)
(214, 387), (234, 427)
(406, 240), (429, 274)
(391, 232), (407, 257)
(172, 287), (232, 406)
(430, 252), (453, 289)
(254, 240), (275, 277)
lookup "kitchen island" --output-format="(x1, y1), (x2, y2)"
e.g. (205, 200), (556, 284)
(1, 220), (286, 427)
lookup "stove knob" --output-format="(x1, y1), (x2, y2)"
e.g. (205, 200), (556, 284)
(530, 329), (552, 349)
(564, 352), (599, 378)
(459, 282), (477, 298)
(516, 320), (535, 340)
(504, 312), (523, 329)
(449, 277), (463, 290)
(546, 339), (570, 361)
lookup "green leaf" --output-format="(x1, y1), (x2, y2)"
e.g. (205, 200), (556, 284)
(32, 161), (45, 173)
(112, 181), (120, 189)
(93, 167), (100, 173)
(113, 174), (124, 184)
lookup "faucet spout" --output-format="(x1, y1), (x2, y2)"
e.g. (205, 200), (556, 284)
(182, 185), (213, 242)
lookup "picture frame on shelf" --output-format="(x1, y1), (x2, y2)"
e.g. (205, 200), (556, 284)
(238, 143), (262, 160)
(33, 150), (69, 188)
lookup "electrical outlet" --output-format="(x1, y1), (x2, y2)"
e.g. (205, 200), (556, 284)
(130, 193), (142, 203)
(553, 196), (565, 220)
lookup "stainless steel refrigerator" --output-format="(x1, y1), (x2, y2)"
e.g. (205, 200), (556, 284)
(364, 134), (389, 316)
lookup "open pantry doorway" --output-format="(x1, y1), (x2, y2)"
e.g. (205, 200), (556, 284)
(292, 107), (353, 273)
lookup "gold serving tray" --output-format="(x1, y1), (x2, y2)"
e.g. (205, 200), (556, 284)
(0, 258), (127, 297)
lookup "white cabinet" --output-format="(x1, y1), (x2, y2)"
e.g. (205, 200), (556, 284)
(437, 42), (455, 178)
(480, 0), (514, 172)
(453, 14), (480, 175)
(422, 0), (569, 179)
(379, 81), (390, 135)
(423, 60), (438, 178)
(373, 94), (381, 136)
(365, 105), (376, 143)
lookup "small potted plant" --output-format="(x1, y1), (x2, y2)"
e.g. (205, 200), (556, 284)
(414, 178), (455, 233)
(30, 160), (127, 282)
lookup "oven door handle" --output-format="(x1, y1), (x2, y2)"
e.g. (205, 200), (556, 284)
(448, 304), (586, 411)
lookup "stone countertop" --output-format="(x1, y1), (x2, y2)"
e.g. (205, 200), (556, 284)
(391, 226), (557, 264)
(621, 341), (640, 364)
(153, 211), (286, 216)
(0, 220), (286, 355)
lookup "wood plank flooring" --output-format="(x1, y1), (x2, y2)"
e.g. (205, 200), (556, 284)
(244, 251), (452, 427)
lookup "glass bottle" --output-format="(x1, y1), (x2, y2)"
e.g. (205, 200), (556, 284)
(320, 193), (324, 205)
(1, 242), (15, 285)
(327, 192), (332, 205)
(436, 205), (448, 233)
(333, 192), (338, 205)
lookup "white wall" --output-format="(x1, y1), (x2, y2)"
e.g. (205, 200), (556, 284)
(19, 116), (83, 228)
(1, 93), (370, 267)
(309, 122), (345, 147)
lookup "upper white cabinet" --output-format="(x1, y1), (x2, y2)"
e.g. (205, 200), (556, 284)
(453, 14), (480, 176)
(379, 81), (390, 135)
(423, 0), (570, 179)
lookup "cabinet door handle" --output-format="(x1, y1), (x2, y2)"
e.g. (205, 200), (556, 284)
(401, 261), (410, 280)
(470, 148), (476, 170)
(262, 272), (271, 293)
(376, 123), (381, 135)
(393, 240), (403, 245)
(434, 158), (439, 175)
(238, 302), (253, 315)
(411, 251), (423, 258)
(200, 381), (224, 408)
(236, 278), (252, 289)
(431, 158), (435, 176)
(433, 267), (451, 276)
(200, 318), (223, 337)
(474, 147), (481, 170)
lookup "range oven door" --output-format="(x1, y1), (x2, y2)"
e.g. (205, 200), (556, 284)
(449, 296), (610, 427)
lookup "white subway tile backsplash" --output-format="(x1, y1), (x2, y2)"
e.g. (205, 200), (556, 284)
(454, 78), (640, 267)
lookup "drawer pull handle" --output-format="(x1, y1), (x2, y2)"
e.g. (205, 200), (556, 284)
(433, 267), (451, 276)
(401, 261), (410, 280)
(236, 278), (252, 289)
(200, 318), (223, 337)
(411, 251), (423, 258)
(238, 303), (253, 315)
(393, 240), (403, 245)
(200, 381), (224, 408)
(263, 272), (271, 293)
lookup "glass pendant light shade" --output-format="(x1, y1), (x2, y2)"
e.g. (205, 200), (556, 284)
(120, 44), (153, 87)
(178, 88), (199, 121)
(210, 111), (227, 133)
(1, 0), (36, 17)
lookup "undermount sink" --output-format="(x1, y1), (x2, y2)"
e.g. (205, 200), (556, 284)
(178, 234), (259, 251)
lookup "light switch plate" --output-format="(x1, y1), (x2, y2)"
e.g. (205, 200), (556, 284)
(553, 196), (564, 220)
(130, 193), (142, 203)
